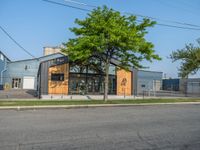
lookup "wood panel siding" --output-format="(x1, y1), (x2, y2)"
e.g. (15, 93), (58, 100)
(48, 63), (69, 95)
(116, 69), (132, 96)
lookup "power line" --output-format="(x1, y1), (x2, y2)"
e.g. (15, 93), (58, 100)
(0, 25), (35, 58)
(156, 0), (199, 17)
(125, 12), (200, 28)
(176, 0), (200, 11)
(64, 0), (96, 8)
(43, 0), (90, 12)
(150, 22), (200, 31)
(136, 19), (200, 31)
(63, 0), (200, 28)
(43, 0), (200, 31)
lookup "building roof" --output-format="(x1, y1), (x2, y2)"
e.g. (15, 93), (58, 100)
(0, 50), (11, 61)
(9, 52), (65, 63)
(138, 69), (163, 74)
(43, 46), (62, 49)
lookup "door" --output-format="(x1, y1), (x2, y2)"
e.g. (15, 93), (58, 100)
(23, 76), (35, 89)
(87, 77), (101, 94)
(12, 78), (21, 89)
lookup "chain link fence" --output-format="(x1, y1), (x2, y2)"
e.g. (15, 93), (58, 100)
(138, 80), (200, 98)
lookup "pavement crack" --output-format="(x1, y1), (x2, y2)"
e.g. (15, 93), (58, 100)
(136, 131), (159, 150)
(95, 133), (103, 140)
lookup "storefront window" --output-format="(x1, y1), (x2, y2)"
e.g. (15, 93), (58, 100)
(70, 64), (87, 73)
(51, 73), (64, 81)
(68, 57), (117, 95)
(109, 64), (116, 75)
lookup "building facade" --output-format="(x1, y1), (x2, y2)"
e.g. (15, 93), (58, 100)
(0, 51), (10, 89)
(2, 53), (64, 90)
(162, 78), (200, 95)
(185, 78), (200, 95)
(43, 46), (62, 56)
(1, 47), (163, 98)
(135, 70), (163, 94)
(162, 79), (180, 91)
(38, 47), (163, 96)
(37, 55), (133, 97)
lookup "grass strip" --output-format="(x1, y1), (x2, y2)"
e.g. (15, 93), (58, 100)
(0, 99), (200, 106)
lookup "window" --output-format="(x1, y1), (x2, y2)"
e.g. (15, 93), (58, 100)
(141, 84), (146, 88)
(25, 65), (30, 70)
(0, 54), (4, 61)
(57, 57), (66, 63)
(51, 73), (64, 81)
(70, 64), (86, 73)
(109, 64), (116, 75)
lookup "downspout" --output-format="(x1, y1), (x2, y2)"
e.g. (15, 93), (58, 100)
(0, 60), (7, 85)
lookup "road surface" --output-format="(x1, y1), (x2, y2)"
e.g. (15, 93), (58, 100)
(0, 105), (200, 149)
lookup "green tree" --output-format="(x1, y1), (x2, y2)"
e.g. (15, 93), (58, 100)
(170, 40), (200, 78)
(62, 6), (160, 101)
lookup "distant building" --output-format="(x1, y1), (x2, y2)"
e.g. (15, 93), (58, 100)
(162, 78), (180, 91)
(134, 70), (163, 94)
(186, 78), (200, 94)
(43, 47), (62, 56)
(162, 78), (200, 95)
(0, 51), (11, 89)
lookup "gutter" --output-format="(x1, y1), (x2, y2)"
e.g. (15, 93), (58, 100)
(0, 60), (7, 85)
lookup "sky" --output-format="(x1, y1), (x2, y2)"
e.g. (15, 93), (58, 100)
(0, 0), (200, 78)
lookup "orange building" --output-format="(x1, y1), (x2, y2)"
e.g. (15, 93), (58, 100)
(37, 55), (134, 97)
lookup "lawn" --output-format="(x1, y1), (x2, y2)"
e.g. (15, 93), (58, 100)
(0, 99), (200, 107)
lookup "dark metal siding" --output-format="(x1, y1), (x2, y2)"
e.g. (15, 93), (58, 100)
(40, 62), (49, 95)
(38, 56), (68, 96)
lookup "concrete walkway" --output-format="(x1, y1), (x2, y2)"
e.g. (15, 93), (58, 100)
(41, 94), (200, 100)
(1, 102), (200, 110)
(1, 95), (199, 101)
(0, 89), (37, 99)
(41, 95), (138, 100)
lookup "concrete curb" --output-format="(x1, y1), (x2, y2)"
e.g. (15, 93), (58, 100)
(1, 102), (200, 110)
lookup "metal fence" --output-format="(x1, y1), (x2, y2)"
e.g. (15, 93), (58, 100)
(138, 81), (200, 98)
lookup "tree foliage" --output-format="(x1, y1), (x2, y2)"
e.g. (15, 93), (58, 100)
(62, 6), (160, 100)
(170, 40), (200, 78)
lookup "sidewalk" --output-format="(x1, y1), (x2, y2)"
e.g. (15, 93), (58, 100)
(1, 94), (200, 101)
(41, 95), (200, 100)
(41, 95), (138, 100)
(1, 102), (200, 110)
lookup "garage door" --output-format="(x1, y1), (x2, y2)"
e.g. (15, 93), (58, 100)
(23, 76), (35, 89)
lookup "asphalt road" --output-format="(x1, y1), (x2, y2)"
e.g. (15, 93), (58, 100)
(0, 105), (200, 150)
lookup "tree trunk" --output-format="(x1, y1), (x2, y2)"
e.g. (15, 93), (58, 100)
(103, 58), (110, 101)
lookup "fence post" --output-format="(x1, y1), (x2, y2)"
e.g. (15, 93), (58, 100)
(143, 90), (145, 99)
